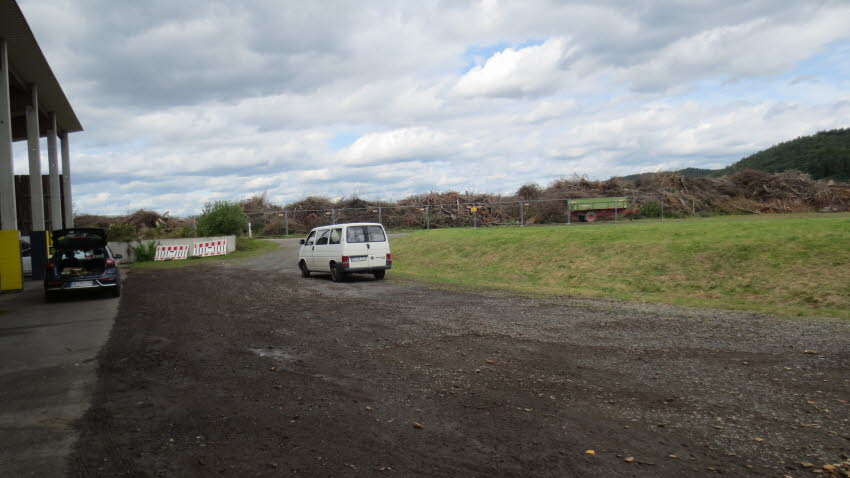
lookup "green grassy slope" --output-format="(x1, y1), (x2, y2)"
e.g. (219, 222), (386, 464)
(391, 214), (850, 319)
(725, 128), (850, 180)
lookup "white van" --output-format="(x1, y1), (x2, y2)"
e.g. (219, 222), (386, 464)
(298, 223), (391, 282)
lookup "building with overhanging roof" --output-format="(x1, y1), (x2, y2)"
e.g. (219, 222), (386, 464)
(1, 0), (83, 289)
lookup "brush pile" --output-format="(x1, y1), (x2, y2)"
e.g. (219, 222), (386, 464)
(77, 169), (850, 236)
(75, 209), (192, 239)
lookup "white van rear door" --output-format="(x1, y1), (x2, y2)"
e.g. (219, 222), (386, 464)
(361, 225), (389, 268)
(344, 226), (369, 268)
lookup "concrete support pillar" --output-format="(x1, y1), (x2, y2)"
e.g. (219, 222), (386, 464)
(0, 39), (22, 291)
(0, 39), (17, 231)
(26, 86), (44, 230)
(27, 86), (48, 280)
(60, 131), (72, 227)
(47, 112), (62, 230)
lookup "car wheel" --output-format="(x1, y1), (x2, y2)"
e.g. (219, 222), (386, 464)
(373, 270), (386, 280)
(300, 261), (311, 278)
(331, 265), (345, 282)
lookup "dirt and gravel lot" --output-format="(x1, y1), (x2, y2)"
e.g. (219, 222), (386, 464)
(69, 239), (849, 477)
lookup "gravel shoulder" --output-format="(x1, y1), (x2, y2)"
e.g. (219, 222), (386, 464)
(69, 239), (850, 477)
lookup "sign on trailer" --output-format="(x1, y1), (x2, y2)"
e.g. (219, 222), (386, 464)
(154, 245), (190, 261)
(193, 240), (227, 257)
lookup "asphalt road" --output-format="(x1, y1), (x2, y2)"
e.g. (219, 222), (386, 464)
(69, 239), (850, 477)
(0, 280), (118, 477)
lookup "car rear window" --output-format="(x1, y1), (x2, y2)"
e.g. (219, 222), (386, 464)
(346, 226), (386, 243)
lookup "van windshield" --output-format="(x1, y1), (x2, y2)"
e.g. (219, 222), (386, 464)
(346, 226), (386, 243)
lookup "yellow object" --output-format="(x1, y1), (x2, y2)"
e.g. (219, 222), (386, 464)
(470, 207), (478, 213)
(584, 450), (595, 455)
(0, 230), (23, 291)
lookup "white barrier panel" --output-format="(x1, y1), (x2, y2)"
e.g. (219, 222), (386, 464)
(193, 239), (227, 257)
(154, 245), (189, 261)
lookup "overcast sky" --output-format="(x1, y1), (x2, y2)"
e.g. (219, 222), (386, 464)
(12, 0), (850, 215)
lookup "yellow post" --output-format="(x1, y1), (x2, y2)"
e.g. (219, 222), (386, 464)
(0, 230), (23, 291)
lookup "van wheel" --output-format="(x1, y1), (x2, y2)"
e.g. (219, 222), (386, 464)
(373, 270), (386, 280)
(299, 261), (311, 278)
(331, 266), (346, 282)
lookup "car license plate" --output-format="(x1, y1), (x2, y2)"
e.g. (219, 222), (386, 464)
(69, 280), (95, 288)
(350, 256), (367, 262)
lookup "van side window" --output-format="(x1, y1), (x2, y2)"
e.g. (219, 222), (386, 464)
(315, 230), (330, 246)
(305, 231), (316, 246)
(329, 228), (342, 245)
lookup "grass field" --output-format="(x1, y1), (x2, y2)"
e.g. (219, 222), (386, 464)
(128, 238), (278, 270)
(391, 213), (850, 319)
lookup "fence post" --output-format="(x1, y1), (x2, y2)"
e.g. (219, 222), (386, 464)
(519, 202), (524, 227)
(567, 200), (571, 225)
(248, 222), (252, 238)
(284, 211), (289, 236)
(331, 209), (336, 225)
(378, 207), (382, 224)
(425, 205), (430, 230)
(660, 198), (664, 221)
(614, 199), (618, 223)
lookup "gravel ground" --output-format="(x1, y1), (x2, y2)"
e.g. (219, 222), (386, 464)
(69, 239), (850, 477)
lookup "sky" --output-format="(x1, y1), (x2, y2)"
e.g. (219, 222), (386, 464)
(11, 0), (850, 216)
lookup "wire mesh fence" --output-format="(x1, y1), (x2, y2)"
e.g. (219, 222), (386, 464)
(245, 195), (680, 237)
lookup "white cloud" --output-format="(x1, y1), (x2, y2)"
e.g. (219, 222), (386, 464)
(625, 7), (850, 91)
(338, 128), (454, 165)
(453, 38), (570, 97)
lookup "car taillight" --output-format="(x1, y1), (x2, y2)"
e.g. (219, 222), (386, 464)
(105, 258), (116, 267)
(386, 253), (392, 265)
(341, 256), (350, 266)
(47, 280), (62, 286)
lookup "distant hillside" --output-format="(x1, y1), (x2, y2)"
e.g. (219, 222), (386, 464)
(622, 128), (850, 181)
(724, 128), (850, 180)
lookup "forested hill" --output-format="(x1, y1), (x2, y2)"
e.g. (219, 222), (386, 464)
(724, 128), (850, 180)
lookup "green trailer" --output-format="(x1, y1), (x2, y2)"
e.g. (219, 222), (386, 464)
(566, 197), (636, 222)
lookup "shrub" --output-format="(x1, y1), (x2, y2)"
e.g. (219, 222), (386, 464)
(196, 201), (248, 236)
(132, 241), (158, 262)
(632, 201), (663, 219)
(172, 225), (197, 238)
(106, 223), (138, 242)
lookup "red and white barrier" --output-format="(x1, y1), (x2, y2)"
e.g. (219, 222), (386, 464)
(192, 239), (227, 257)
(154, 245), (190, 261)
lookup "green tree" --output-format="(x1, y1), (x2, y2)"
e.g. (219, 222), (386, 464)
(196, 200), (248, 236)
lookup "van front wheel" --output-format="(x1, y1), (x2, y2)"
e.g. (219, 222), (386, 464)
(299, 261), (311, 278)
(373, 270), (386, 280)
